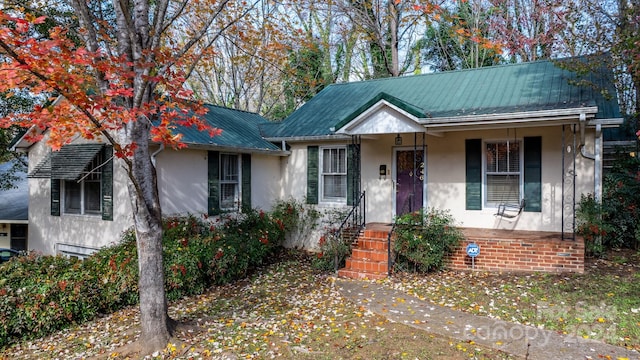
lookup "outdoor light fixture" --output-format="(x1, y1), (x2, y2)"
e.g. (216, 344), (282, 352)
(395, 134), (402, 145)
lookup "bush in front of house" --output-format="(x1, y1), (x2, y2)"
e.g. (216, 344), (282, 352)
(393, 208), (464, 273)
(311, 208), (351, 272)
(312, 232), (352, 271)
(577, 153), (640, 257)
(576, 194), (611, 257)
(0, 254), (105, 344)
(0, 203), (298, 349)
(601, 153), (640, 249)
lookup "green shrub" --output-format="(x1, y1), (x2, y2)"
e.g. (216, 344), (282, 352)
(272, 198), (321, 245)
(601, 153), (640, 249)
(311, 231), (352, 271)
(576, 194), (611, 257)
(311, 208), (351, 272)
(0, 208), (293, 348)
(576, 153), (640, 255)
(393, 208), (463, 273)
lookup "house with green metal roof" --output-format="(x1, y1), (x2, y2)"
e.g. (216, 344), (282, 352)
(11, 55), (624, 265)
(12, 104), (286, 257)
(261, 55), (623, 247)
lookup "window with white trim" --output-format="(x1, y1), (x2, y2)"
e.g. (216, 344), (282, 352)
(220, 153), (239, 209)
(485, 140), (521, 206)
(320, 146), (347, 202)
(63, 152), (103, 215)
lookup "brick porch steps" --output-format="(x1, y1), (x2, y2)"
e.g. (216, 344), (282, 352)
(337, 228), (390, 280)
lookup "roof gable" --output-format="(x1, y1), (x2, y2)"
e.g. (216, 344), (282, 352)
(336, 97), (425, 135)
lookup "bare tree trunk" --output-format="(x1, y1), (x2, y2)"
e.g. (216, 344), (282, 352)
(389, 1), (399, 77)
(126, 119), (172, 353)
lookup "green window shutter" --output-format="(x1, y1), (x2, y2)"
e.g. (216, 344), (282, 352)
(101, 146), (114, 221)
(523, 136), (542, 212)
(306, 146), (319, 204)
(51, 178), (61, 216)
(346, 144), (357, 206)
(208, 151), (220, 215)
(241, 153), (251, 212)
(465, 139), (482, 210)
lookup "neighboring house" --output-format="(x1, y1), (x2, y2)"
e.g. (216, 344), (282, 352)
(260, 56), (622, 239)
(12, 105), (286, 258)
(11, 56), (624, 258)
(0, 160), (28, 250)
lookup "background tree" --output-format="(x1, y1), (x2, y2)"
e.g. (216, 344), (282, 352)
(338, 0), (428, 78)
(0, 91), (33, 190)
(419, 0), (503, 71)
(488, 0), (569, 62)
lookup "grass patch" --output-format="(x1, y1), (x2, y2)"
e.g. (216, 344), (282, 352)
(388, 249), (640, 350)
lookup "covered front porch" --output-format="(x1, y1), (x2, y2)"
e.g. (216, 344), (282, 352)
(337, 223), (585, 280)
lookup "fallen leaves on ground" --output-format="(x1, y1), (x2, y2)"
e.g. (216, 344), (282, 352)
(385, 250), (640, 350)
(0, 253), (511, 359)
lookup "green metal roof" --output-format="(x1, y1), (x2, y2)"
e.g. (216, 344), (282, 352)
(176, 104), (281, 152)
(262, 56), (622, 138)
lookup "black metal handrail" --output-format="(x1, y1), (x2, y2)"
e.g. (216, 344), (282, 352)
(387, 193), (415, 275)
(334, 191), (366, 245)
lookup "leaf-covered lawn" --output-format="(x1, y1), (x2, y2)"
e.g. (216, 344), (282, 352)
(0, 252), (511, 359)
(1, 249), (637, 359)
(387, 249), (640, 351)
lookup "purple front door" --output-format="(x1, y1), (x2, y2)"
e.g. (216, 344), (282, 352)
(396, 150), (424, 215)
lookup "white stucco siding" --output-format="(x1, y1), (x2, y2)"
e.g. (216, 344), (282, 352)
(280, 126), (597, 236)
(360, 136), (395, 223)
(155, 149), (282, 214)
(27, 137), (133, 255)
(281, 144), (312, 200)
(425, 126), (595, 232)
(0, 232), (9, 248)
(251, 154), (281, 210)
(155, 148), (208, 215)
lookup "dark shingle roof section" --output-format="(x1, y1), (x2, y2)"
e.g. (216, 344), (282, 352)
(262, 57), (621, 138)
(52, 144), (103, 180)
(177, 104), (281, 152)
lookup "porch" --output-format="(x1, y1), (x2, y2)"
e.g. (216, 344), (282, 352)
(337, 223), (585, 280)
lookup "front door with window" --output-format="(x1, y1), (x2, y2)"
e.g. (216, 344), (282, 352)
(395, 149), (424, 215)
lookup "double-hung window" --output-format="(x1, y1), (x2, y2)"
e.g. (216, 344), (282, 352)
(219, 153), (239, 210)
(63, 150), (103, 215)
(485, 140), (521, 206)
(320, 147), (347, 202)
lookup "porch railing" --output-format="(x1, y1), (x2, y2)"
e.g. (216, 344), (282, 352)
(387, 193), (415, 276)
(334, 191), (366, 245)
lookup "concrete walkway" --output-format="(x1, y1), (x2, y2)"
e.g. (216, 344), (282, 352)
(336, 279), (640, 360)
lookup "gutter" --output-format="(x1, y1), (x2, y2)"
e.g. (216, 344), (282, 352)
(174, 142), (290, 156)
(418, 107), (599, 125)
(264, 134), (351, 143)
(151, 143), (165, 166)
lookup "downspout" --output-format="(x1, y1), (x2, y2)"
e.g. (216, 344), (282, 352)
(151, 143), (165, 167)
(578, 113), (603, 202)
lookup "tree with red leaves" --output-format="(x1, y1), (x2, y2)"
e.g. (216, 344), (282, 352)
(0, 0), (244, 353)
